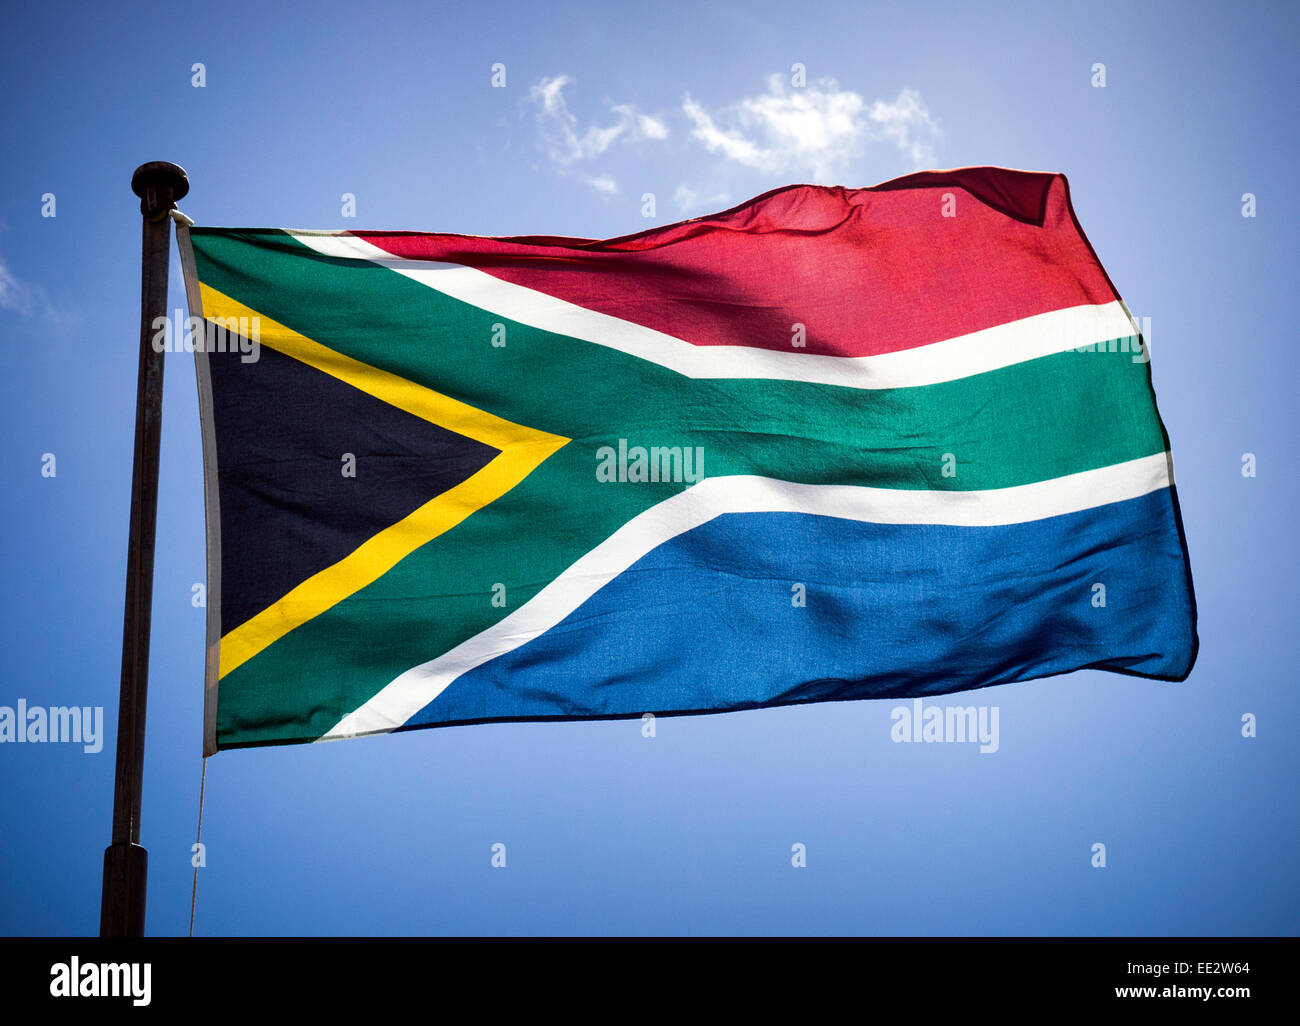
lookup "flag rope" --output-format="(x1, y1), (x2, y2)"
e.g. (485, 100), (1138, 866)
(188, 756), (207, 937)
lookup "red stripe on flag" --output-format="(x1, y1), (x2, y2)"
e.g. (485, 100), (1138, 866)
(352, 168), (1118, 359)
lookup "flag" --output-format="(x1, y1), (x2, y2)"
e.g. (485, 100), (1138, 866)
(179, 166), (1196, 754)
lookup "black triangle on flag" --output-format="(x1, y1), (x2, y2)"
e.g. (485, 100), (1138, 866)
(207, 342), (500, 634)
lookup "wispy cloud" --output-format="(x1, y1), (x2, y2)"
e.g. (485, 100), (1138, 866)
(529, 74), (668, 166)
(584, 173), (620, 198)
(524, 72), (940, 205)
(0, 256), (33, 316)
(866, 89), (941, 166)
(682, 75), (939, 181)
(0, 252), (80, 333)
(672, 183), (731, 215)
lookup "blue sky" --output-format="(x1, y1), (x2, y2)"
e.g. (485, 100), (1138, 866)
(1, 0), (1297, 935)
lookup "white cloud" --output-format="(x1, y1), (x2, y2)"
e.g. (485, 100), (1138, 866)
(614, 105), (668, 141)
(682, 75), (939, 181)
(584, 174), (620, 197)
(524, 72), (940, 201)
(640, 114), (668, 139)
(682, 95), (768, 167)
(529, 75), (669, 165)
(672, 184), (731, 215)
(867, 89), (941, 166)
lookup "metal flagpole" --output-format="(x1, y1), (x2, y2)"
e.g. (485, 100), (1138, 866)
(100, 161), (189, 938)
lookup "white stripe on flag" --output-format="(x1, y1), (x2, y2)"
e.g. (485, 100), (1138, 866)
(318, 452), (1174, 741)
(288, 231), (1137, 390)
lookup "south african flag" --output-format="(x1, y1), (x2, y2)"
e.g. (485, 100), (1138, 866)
(180, 166), (1196, 755)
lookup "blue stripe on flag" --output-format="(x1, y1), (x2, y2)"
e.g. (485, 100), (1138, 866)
(409, 488), (1195, 726)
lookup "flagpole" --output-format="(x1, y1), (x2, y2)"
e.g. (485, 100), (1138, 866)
(100, 161), (189, 938)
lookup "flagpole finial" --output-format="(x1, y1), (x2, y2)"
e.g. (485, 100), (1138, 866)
(131, 161), (189, 220)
